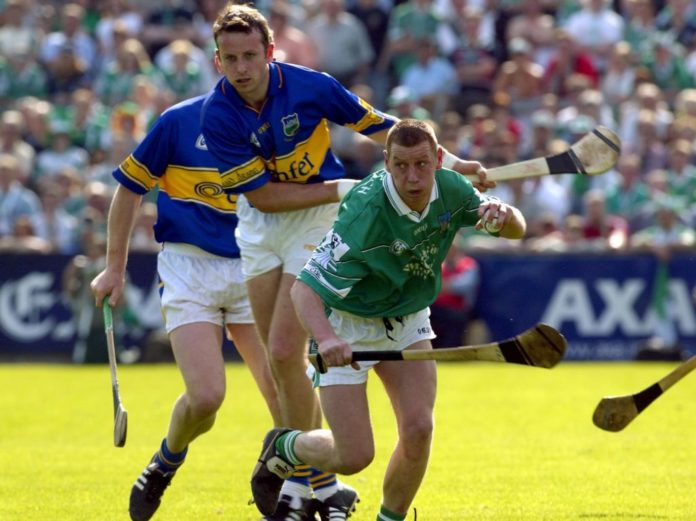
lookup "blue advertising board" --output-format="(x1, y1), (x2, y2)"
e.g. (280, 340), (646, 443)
(1, 252), (695, 360)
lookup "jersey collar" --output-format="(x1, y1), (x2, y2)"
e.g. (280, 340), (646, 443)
(383, 172), (439, 223)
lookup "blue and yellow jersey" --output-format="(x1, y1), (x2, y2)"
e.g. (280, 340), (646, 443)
(112, 95), (241, 258)
(201, 61), (396, 193)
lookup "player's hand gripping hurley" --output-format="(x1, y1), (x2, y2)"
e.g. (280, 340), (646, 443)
(469, 126), (621, 182)
(593, 355), (696, 432)
(103, 299), (128, 447)
(309, 323), (567, 374)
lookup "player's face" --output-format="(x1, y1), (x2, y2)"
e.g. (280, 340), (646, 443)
(385, 141), (441, 213)
(215, 29), (274, 106)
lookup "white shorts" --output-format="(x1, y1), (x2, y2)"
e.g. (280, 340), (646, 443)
(313, 307), (436, 387)
(235, 194), (339, 279)
(158, 243), (253, 333)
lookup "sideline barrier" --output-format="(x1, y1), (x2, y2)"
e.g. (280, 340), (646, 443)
(1, 252), (694, 360)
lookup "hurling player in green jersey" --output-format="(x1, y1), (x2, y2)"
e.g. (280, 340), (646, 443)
(251, 119), (526, 521)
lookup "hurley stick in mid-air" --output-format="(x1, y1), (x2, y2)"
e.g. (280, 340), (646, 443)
(309, 323), (567, 374)
(470, 126), (621, 182)
(593, 355), (696, 432)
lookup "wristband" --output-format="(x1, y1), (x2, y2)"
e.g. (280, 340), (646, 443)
(442, 150), (458, 169)
(337, 179), (358, 200)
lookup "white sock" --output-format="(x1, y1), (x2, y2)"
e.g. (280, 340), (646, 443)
(280, 480), (313, 502)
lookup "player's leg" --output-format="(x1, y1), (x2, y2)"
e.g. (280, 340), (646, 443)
(252, 383), (371, 519)
(374, 340), (437, 519)
(130, 321), (226, 521)
(247, 269), (321, 428)
(129, 247), (227, 521)
(226, 322), (282, 426)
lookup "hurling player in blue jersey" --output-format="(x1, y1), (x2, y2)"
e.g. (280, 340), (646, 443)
(90, 95), (285, 521)
(200, 5), (492, 520)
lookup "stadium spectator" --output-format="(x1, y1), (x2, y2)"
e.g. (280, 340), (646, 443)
(385, 85), (431, 121)
(45, 43), (91, 98)
(94, 38), (162, 106)
(0, 0), (38, 60)
(268, 2), (319, 69)
(581, 188), (630, 251)
(253, 119), (524, 521)
(430, 245), (480, 348)
(618, 82), (673, 151)
(0, 50), (49, 110)
(155, 36), (219, 94)
(305, 0), (375, 87)
(31, 179), (80, 254)
(601, 41), (638, 110)
(448, 6), (498, 115)
(0, 153), (42, 238)
(34, 123), (90, 185)
(39, 3), (98, 80)
(664, 139), (696, 209)
(139, 0), (197, 57)
(562, 0), (625, 73)
(0, 110), (36, 178)
(93, 0), (143, 63)
(638, 35), (695, 105)
(622, 0), (656, 58)
(348, 0), (390, 69)
(0, 214), (52, 253)
(624, 108), (670, 176)
(654, 0), (696, 49)
(505, 0), (556, 68)
(380, 0), (447, 82)
(399, 37), (457, 120)
(543, 29), (599, 99)
(604, 153), (652, 232)
(492, 37), (544, 122)
(157, 39), (208, 102)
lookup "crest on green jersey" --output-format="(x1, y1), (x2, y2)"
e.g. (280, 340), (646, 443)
(389, 239), (410, 255)
(314, 230), (349, 269)
(281, 113), (300, 137)
(438, 211), (451, 232)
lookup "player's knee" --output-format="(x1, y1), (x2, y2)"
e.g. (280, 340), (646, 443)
(399, 415), (434, 454)
(187, 386), (225, 419)
(268, 342), (304, 366)
(336, 448), (374, 475)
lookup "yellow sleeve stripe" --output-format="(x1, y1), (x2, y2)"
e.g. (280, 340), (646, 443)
(220, 156), (267, 190)
(343, 98), (386, 133)
(120, 155), (159, 191)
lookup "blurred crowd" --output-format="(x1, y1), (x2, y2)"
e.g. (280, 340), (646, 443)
(1, 0), (696, 260)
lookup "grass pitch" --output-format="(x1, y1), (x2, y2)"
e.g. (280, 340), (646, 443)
(1, 361), (695, 520)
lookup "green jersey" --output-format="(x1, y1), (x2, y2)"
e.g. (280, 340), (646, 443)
(298, 168), (490, 318)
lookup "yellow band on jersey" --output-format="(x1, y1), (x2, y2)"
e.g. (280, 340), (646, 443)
(220, 156), (267, 190)
(271, 121), (330, 183)
(161, 165), (237, 212)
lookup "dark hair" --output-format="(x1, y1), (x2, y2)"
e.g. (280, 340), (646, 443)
(213, 3), (273, 48)
(385, 119), (438, 156)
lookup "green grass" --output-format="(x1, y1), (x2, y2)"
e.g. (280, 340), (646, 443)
(1, 362), (695, 520)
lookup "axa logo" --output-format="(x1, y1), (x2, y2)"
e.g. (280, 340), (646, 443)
(541, 278), (696, 335)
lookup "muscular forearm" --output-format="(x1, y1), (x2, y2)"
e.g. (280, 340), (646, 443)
(105, 185), (143, 271)
(290, 280), (337, 343)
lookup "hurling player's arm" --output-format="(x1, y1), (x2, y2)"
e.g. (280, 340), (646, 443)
(244, 180), (354, 213)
